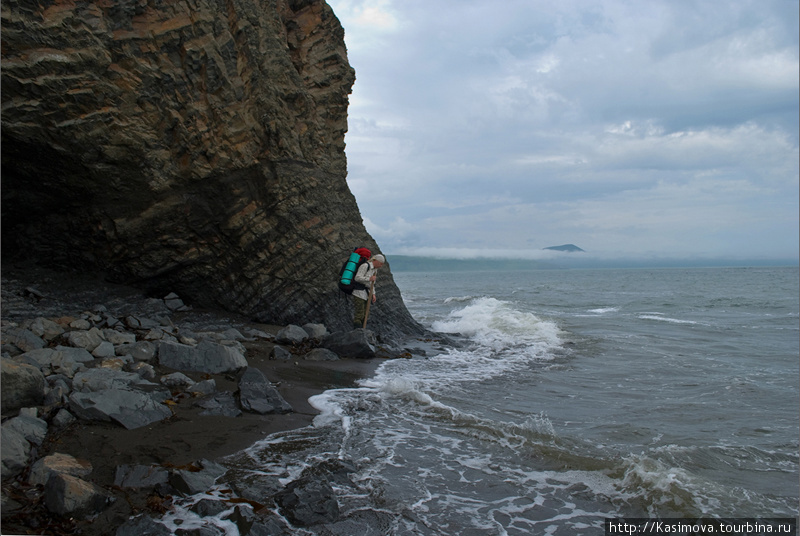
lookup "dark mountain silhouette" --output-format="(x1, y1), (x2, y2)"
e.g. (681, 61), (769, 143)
(543, 244), (585, 252)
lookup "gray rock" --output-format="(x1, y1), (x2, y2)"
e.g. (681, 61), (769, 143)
(15, 348), (57, 372)
(114, 515), (172, 536)
(54, 346), (95, 363)
(322, 329), (377, 359)
(224, 504), (256, 534)
(91, 341), (116, 358)
(52, 408), (76, 428)
(195, 391), (241, 417)
(19, 407), (38, 418)
(3, 327), (45, 352)
(169, 459), (226, 495)
(69, 389), (172, 429)
(27, 317), (65, 341)
(189, 379), (216, 396)
(237, 367), (292, 415)
(64, 328), (105, 352)
(114, 464), (169, 489)
(127, 361), (157, 381)
(124, 316), (161, 330)
(271, 345), (293, 361)
(160, 372), (194, 388)
(304, 348), (339, 361)
(1, 427), (30, 479)
(274, 476), (340, 527)
(44, 384), (68, 406)
(116, 341), (157, 362)
(69, 318), (92, 330)
(29, 453), (92, 487)
(72, 368), (156, 392)
(44, 473), (110, 517)
(158, 340), (247, 374)
(103, 329), (137, 345)
(303, 323), (328, 339)
(191, 498), (229, 517)
(3, 414), (48, 446)
(220, 328), (246, 341)
(163, 293), (185, 311)
(1, 359), (45, 413)
(51, 352), (86, 378)
(276, 324), (309, 345)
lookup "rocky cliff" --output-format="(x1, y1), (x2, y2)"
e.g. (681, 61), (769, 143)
(1, 0), (422, 339)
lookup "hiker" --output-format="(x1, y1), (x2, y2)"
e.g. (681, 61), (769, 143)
(352, 253), (385, 328)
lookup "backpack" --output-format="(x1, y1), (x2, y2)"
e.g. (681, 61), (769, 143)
(338, 247), (371, 294)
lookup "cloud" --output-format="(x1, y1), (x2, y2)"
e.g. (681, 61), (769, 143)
(330, 0), (799, 261)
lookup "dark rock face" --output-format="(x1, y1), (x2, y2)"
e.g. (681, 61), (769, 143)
(1, 0), (423, 339)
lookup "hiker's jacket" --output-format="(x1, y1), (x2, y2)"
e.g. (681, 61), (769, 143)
(353, 261), (377, 301)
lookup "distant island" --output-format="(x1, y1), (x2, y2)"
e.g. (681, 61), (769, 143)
(543, 244), (585, 252)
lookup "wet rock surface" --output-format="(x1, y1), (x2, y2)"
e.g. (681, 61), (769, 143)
(1, 265), (435, 535)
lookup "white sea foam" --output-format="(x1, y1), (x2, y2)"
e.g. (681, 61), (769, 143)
(639, 314), (698, 324)
(432, 297), (562, 352)
(588, 307), (618, 314)
(444, 295), (476, 304)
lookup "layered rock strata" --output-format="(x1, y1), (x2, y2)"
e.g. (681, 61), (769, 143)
(1, 0), (422, 338)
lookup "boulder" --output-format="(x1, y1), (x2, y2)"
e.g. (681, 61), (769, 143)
(127, 362), (157, 381)
(169, 459), (226, 495)
(1, 427), (30, 480)
(29, 453), (93, 487)
(3, 414), (48, 447)
(271, 345), (293, 361)
(114, 515), (172, 536)
(276, 324), (309, 345)
(44, 473), (110, 517)
(103, 329), (137, 345)
(195, 391), (241, 417)
(303, 323), (329, 339)
(274, 476), (340, 527)
(115, 341), (157, 362)
(54, 346), (96, 364)
(2, 327), (45, 352)
(322, 329), (377, 359)
(1, 359), (45, 413)
(52, 408), (76, 429)
(64, 328), (105, 352)
(189, 379), (216, 396)
(237, 367), (292, 415)
(192, 498), (229, 517)
(114, 464), (169, 489)
(304, 348), (339, 361)
(91, 341), (116, 358)
(68, 389), (172, 429)
(27, 317), (65, 341)
(13, 348), (56, 372)
(158, 340), (247, 374)
(160, 372), (195, 388)
(72, 368), (156, 393)
(163, 292), (186, 311)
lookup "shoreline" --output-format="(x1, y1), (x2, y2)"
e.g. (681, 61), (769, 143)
(0, 265), (390, 535)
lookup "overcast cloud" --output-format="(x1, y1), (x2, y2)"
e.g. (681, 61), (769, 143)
(327, 0), (799, 262)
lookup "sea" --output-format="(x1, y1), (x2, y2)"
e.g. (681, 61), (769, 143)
(162, 266), (799, 535)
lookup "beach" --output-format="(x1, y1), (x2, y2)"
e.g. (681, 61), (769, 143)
(0, 264), (387, 535)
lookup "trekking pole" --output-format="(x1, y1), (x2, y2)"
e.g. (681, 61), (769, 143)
(362, 280), (375, 329)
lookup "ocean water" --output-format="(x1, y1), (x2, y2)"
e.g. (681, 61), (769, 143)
(164, 267), (799, 535)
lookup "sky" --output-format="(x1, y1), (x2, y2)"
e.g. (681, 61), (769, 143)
(327, 0), (799, 263)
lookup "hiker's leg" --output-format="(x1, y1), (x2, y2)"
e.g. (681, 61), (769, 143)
(353, 296), (367, 328)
